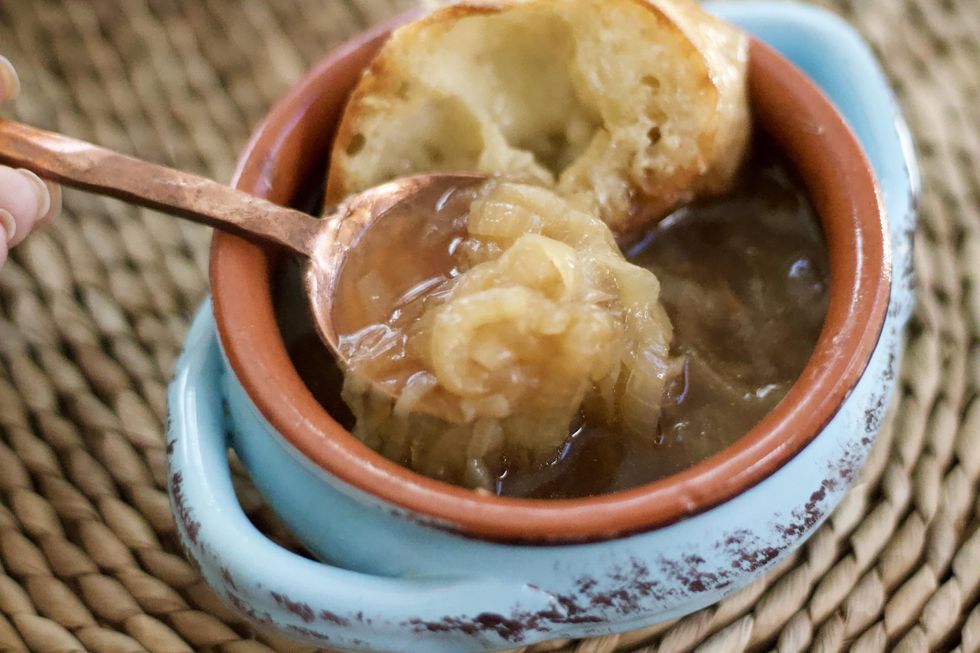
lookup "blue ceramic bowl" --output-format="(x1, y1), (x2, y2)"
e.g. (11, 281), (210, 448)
(167, 3), (918, 651)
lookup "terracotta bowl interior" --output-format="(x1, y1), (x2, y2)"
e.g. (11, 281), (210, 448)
(211, 16), (890, 543)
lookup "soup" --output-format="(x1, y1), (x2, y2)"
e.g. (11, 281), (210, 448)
(274, 136), (829, 499)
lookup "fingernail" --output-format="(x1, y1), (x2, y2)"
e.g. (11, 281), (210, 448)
(40, 180), (61, 225)
(0, 208), (15, 244)
(0, 55), (20, 103)
(15, 168), (51, 224)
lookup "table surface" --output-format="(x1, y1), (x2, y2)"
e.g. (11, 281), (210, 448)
(0, 1), (977, 652)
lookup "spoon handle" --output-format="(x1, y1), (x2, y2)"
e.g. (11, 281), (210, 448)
(0, 118), (321, 255)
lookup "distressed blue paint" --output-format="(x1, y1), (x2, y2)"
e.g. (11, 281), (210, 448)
(167, 4), (918, 652)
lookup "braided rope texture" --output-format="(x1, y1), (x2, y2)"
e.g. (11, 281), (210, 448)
(0, 1), (975, 651)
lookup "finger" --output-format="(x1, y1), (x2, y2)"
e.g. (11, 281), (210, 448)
(0, 226), (7, 268)
(0, 55), (19, 103)
(0, 166), (52, 247)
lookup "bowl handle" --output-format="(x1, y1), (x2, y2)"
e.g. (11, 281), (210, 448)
(167, 303), (566, 653)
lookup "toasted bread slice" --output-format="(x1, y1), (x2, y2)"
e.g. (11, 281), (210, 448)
(327, 0), (749, 238)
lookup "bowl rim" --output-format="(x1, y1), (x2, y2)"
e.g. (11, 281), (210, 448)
(210, 14), (891, 544)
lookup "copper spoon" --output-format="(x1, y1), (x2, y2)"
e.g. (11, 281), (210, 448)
(0, 119), (485, 375)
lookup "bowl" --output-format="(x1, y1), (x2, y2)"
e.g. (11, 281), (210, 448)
(167, 3), (918, 651)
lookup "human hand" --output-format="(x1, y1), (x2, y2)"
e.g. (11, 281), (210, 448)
(0, 56), (60, 269)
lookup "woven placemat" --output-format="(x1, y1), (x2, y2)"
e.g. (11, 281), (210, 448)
(0, 0), (976, 651)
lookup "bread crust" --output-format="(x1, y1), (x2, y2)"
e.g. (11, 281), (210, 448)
(326, 0), (749, 238)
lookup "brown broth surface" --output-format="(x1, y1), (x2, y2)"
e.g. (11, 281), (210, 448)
(274, 138), (829, 499)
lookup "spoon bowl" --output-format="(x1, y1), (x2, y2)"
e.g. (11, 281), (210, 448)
(306, 172), (485, 390)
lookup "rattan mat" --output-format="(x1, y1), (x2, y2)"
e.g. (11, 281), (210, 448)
(0, 0), (976, 651)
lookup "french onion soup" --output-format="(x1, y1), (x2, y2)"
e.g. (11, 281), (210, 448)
(276, 136), (828, 499)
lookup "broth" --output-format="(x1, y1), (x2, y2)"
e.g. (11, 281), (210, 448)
(273, 137), (829, 499)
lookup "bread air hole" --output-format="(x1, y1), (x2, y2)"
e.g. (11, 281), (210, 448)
(346, 133), (366, 156)
(642, 74), (661, 91)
